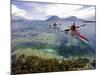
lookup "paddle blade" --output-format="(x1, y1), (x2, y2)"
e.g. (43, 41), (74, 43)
(64, 29), (70, 31)
(76, 24), (86, 28)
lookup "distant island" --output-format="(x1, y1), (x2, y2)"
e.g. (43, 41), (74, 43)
(83, 20), (96, 23)
(12, 15), (96, 23)
(44, 16), (95, 22)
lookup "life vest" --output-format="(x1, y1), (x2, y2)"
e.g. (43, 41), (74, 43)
(70, 25), (76, 31)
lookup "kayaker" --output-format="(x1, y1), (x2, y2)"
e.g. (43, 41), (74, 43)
(53, 22), (57, 27)
(70, 22), (77, 31)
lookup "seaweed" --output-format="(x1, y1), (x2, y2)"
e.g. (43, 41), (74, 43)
(11, 54), (96, 75)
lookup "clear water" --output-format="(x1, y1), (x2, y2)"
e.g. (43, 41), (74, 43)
(11, 20), (96, 60)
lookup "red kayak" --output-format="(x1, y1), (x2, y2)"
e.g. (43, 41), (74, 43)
(73, 30), (89, 43)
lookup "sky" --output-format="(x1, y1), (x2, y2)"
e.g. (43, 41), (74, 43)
(12, 1), (96, 21)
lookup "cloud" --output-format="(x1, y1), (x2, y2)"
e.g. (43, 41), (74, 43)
(12, 2), (95, 20)
(46, 4), (83, 18)
(46, 4), (95, 20)
(12, 2), (50, 20)
(12, 4), (26, 19)
(12, 4), (34, 20)
(77, 7), (95, 20)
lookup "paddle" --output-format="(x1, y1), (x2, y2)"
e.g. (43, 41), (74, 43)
(77, 24), (86, 28)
